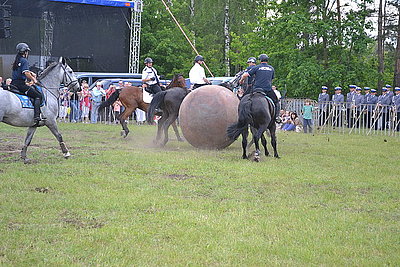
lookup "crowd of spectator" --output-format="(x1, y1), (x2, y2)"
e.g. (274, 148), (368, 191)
(56, 80), (145, 125)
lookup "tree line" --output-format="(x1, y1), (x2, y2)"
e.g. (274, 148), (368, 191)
(140, 0), (400, 99)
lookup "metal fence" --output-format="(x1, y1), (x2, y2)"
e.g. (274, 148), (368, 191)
(58, 97), (400, 137)
(281, 98), (400, 137)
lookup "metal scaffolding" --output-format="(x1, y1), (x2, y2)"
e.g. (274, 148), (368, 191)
(40, 11), (55, 70)
(128, 0), (143, 73)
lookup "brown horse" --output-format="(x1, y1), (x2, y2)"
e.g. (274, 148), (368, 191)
(99, 75), (185, 138)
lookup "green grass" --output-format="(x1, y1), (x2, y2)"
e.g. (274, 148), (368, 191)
(0, 123), (399, 266)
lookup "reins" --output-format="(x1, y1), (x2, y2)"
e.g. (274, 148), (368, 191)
(36, 63), (79, 100)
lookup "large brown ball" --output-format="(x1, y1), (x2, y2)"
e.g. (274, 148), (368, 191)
(179, 85), (239, 149)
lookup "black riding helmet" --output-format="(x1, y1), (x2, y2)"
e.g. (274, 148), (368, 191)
(144, 57), (153, 64)
(259, 54), (269, 62)
(247, 57), (256, 64)
(194, 55), (204, 62)
(16, 43), (31, 54)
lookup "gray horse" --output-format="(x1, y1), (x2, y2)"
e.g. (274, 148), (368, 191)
(0, 57), (80, 163)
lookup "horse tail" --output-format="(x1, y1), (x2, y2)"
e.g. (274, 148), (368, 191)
(147, 91), (167, 124)
(98, 90), (120, 112)
(227, 98), (253, 140)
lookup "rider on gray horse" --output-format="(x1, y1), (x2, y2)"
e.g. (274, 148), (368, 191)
(11, 42), (43, 124)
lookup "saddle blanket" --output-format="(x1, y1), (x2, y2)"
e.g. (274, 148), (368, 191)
(265, 95), (275, 109)
(14, 86), (46, 109)
(142, 88), (153, 104)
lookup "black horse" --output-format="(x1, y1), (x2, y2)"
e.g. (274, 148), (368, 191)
(227, 91), (279, 161)
(147, 74), (188, 146)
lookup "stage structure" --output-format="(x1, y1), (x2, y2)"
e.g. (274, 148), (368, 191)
(50, 0), (143, 73)
(40, 11), (55, 70)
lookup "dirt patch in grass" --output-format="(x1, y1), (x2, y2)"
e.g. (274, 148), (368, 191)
(60, 211), (105, 229)
(34, 187), (51, 193)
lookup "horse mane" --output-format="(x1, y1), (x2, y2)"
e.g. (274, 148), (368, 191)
(166, 74), (186, 90)
(38, 62), (59, 80)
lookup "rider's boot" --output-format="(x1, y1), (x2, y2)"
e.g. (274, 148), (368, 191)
(33, 97), (42, 125)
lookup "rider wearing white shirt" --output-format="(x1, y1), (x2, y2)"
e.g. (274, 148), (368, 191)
(142, 57), (162, 95)
(189, 55), (210, 89)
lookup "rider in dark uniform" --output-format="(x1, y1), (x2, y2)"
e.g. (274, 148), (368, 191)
(242, 57), (256, 96)
(239, 54), (280, 122)
(11, 42), (43, 124)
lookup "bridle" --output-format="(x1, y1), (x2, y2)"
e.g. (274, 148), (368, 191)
(37, 63), (79, 100)
(61, 64), (79, 90)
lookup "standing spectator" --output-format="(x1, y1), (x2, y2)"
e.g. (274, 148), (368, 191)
(386, 84), (393, 98)
(318, 86), (330, 126)
(135, 109), (146, 125)
(69, 89), (80, 123)
(59, 87), (70, 122)
(116, 80), (124, 90)
(332, 87), (345, 127)
(353, 87), (365, 127)
(189, 55), (210, 90)
(273, 85), (282, 101)
(346, 85), (356, 128)
(302, 99), (314, 133)
(81, 84), (91, 124)
(113, 99), (122, 124)
(105, 84), (117, 122)
(91, 82), (106, 123)
(0, 76), (3, 88)
(365, 89), (378, 128)
(393, 87), (400, 131)
(5, 78), (12, 87)
(377, 87), (392, 130)
(142, 57), (162, 95)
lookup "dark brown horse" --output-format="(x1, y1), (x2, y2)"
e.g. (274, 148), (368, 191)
(99, 75), (185, 138)
(147, 74), (188, 146)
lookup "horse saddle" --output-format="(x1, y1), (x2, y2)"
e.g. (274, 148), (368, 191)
(251, 90), (275, 108)
(5, 84), (46, 109)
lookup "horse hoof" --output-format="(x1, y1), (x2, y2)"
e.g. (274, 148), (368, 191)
(120, 130), (126, 138)
(177, 138), (184, 142)
(274, 155), (280, 159)
(23, 158), (32, 164)
(63, 152), (71, 158)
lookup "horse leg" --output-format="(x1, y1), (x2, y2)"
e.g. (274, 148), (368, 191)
(47, 123), (70, 158)
(253, 126), (267, 162)
(241, 128), (249, 159)
(155, 115), (167, 144)
(161, 114), (177, 147)
(171, 121), (183, 142)
(269, 124), (280, 158)
(21, 127), (37, 164)
(261, 133), (269, 157)
(119, 107), (134, 138)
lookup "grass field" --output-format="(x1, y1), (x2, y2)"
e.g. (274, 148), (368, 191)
(0, 123), (399, 266)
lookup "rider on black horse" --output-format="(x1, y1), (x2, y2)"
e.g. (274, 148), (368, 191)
(239, 54), (281, 123)
(11, 42), (43, 124)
